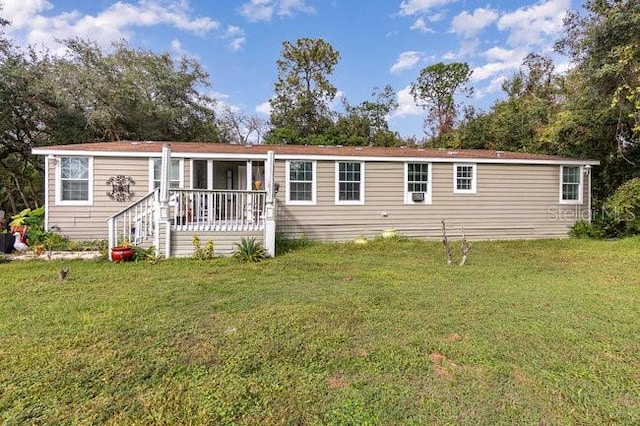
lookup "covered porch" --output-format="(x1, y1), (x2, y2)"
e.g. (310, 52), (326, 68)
(107, 145), (276, 259)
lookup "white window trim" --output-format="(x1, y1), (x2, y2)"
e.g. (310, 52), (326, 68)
(453, 163), (477, 194)
(335, 161), (365, 205)
(285, 160), (317, 205)
(559, 165), (583, 205)
(55, 156), (94, 206)
(148, 158), (184, 192)
(405, 162), (432, 204)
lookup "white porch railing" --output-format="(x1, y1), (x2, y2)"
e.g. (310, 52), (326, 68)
(107, 189), (159, 252)
(170, 189), (266, 232)
(107, 189), (267, 259)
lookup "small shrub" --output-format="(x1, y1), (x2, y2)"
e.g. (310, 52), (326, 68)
(9, 207), (46, 244)
(192, 236), (215, 260)
(134, 245), (163, 264)
(234, 237), (266, 262)
(569, 220), (603, 239)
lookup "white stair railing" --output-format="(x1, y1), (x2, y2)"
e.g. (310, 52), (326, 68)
(107, 189), (159, 256)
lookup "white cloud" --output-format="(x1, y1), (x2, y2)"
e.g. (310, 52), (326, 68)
(410, 17), (433, 33)
(392, 86), (422, 118)
(223, 25), (246, 52)
(277, 0), (315, 17)
(2, 0), (53, 29)
(390, 51), (423, 74)
(398, 0), (456, 16)
(497, 0), (570, 47)
(442, 51), (456, 60)
(451, 7), (498, 38)
(228, 37), (246, 52)
(171, 38), (184, 53)
(239, 0), (273, 22)
(239, 0), (314, 22)
(471, 59), (520, 83)
(475, 75), (507, 99)
(256, 100), (272, 115)
(483, 46), (518, 62)
(2, 0), (219, 50)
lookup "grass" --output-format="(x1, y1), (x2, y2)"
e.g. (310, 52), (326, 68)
(0, 238), (639, 425)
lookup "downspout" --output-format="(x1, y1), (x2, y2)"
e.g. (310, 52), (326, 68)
(44, 155), (51, 232)
(585, 165), (592, 223)
(264, 150), (276, 257)
(159, 144), (172, 258)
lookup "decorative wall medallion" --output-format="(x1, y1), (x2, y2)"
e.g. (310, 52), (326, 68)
(106, 175), (135, 202)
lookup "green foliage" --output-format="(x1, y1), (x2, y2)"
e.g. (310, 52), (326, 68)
(134, 245), (163, 264)
(192, 236), (214, 260)
(569, 220), (603, 239)
(233, 236), (266, 262)
(457, 54), (561, 153)
(269, 38), (340, 139)
(601, 178), (640, 236)
(9, 207), (47, 244)
(335, 85), (403, 147)
(0, 33), (220, 215)
(410, 62), (472, 138)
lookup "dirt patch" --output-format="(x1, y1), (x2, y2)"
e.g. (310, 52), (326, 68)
(176, 334), (219, 367)
(327, 371), (349, 389)
(443, 333), (461, 342)
(428, 352), (447, 364)
(428, 352), (457, 380)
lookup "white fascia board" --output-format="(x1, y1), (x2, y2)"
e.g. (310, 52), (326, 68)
(31, 148), (600, 166)
(274, 154), (600, 166)
(32, 149), (268, 161)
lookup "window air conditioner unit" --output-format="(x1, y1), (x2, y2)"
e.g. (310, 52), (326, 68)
(411, 192), (425, 202)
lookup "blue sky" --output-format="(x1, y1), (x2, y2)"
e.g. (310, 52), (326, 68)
(2, 0), (583, 139)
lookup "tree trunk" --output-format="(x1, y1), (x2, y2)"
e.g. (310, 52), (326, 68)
(459, 226), (472, 266)
(441, 219), (452, 265)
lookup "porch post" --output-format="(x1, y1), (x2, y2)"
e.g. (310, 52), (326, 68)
(264, 150), (276, 257)
(159, 143), (172, 258)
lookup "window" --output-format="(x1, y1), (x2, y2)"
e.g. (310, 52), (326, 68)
(405, 163), (432, 204)
(560, 165), (582, 204)
(454, 163), (476, 194)
(336, 161), (364, 204)
(150, 159), (182, 191)
(286, 160), (316, 204)
(56, 156), (92, 205)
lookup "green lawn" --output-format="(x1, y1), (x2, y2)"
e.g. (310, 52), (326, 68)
(1, 238), (639, 425)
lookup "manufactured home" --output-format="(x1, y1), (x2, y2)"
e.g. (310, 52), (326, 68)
(32, 141), (598, 258)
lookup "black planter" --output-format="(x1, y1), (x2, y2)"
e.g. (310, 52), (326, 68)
(0, 233), (15, 254)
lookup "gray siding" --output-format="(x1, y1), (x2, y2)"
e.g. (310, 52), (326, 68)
(171, 231), (263, 257)
(47, 157), (152, 241)
(275, 160), (589, 241)
(46, 154), (591, 247)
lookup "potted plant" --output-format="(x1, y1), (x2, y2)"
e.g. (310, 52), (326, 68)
(253, 167), (263, 190)
(111, 238), (134, 262)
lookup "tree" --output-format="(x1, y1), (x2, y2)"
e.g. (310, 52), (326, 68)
(556, 0), (640, 150)
(335, 85), (401, 146)
(410, 62), (472, 139)
(456, 53), (564, 153)
(217, 105), (270, 144)
(553, 0), (640, 203)
(267, 38), (340, 144)
(0, 30), (224, 215)
(47, 39), (220, 143)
